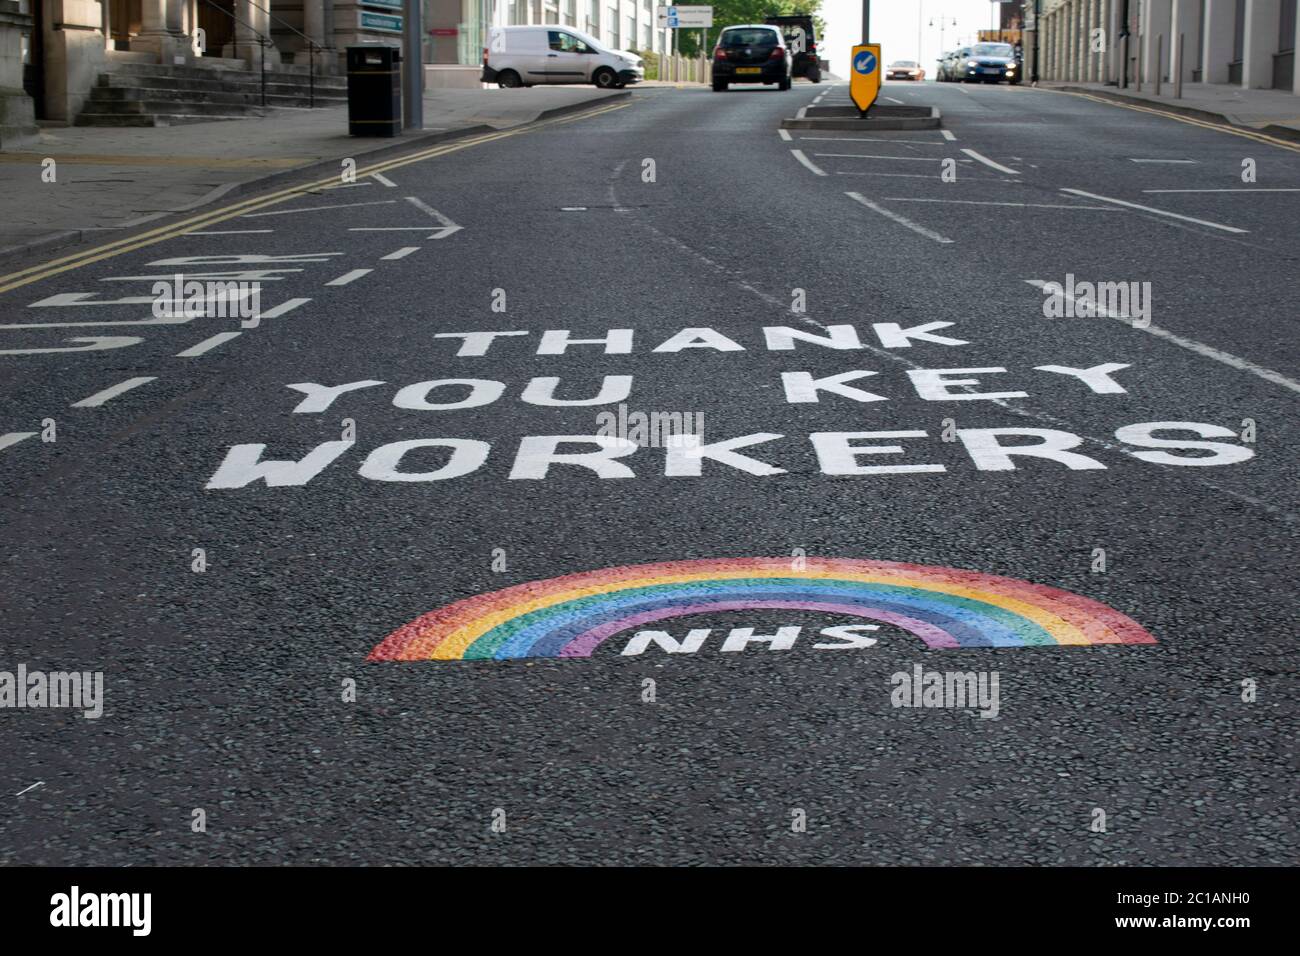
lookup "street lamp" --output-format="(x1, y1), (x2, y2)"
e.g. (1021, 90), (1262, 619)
(930, 15), (958, 56)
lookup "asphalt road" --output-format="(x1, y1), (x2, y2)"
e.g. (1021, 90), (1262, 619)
(0, 80), (1296, 865)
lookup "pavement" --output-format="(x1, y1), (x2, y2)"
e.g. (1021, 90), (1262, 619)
(1041, 79), (1300, 139)
(0, 87), (627, 260)
(0, 80), (1296, 865)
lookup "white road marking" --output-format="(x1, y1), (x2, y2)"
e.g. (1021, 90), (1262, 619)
(1142, 187), (1300, 193)
(960, 148), (1020, 175)
(349, 227), (433, 231)
(882, 96), (904, 104)
(372, 172), (398, 187)
(326, 269), (372, 286)
(789, 149), (828, 176)
(15, 782), (44, 797)
(176, 332), (241, 357)
(381, 246), (420, 260)
(185, 229), (274, 236)
(71, 376), (156, 408)
(405, 197), (464, 238)
(258, 297), (311, 319)
(1025, 280), (1300, 395)
(845, 192), (954, 243)
(814, 153), (937, 162)
(560, 207), (588, 211)
(0, 336), (142, 355)
(799, 136), (946, 145)
(243, 200), (398, 218)
(940, 129), (957, 141)
(835, 171), (944, 180)
(0, 432), (37, 452)
(1060, 188), (1248, 233)
(777, 128), (792, 141)
(1129, 158), (1198, 163)
(885, 198), (1118, 209)
(796, 105), (808, 119)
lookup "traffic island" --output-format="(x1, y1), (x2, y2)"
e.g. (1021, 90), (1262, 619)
(781, 104), (941, 131)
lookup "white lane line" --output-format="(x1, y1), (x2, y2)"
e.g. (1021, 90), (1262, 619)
(940, 128), (957, 141)
(790, 149), (828, 176)
(381, 246), (420, 260)
(186, 229), (274, 235)
(1129, 158), (1198, 163)
(372, 173), (398, 187)
(814, 153), (937, 162)
(835, 171), (943, 180)
(845, 192), (954, 243)
(882, 96), (904, 104)
(326, 269), (372, 286)
(327, 182), (374, 189)
(778, 128), (792, 141)
(71, 376), (156, 408)
(0, 432), (37, 452)
(406, 196), (464, 238)
(1024, 280), (1300, 395)
(799, 136), (947, 145)
(1060, 188), (1248, 233)
(243, 200), (397, 218)
(1142, 187), (1300, 193)
(960, 148), (1020, 175)
(259, 297), (311, 319)
(796, 105), (808, 119)
(15, 782), (44, 797)
(348, 227), (432, 231)
(560, 207), (588, 211)
(176, 332), (241, 357)
(887, 197), (1117, 209)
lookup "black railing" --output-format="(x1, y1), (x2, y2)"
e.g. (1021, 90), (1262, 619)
(194, 0), (324, 108)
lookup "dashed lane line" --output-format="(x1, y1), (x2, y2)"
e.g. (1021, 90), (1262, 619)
(0, 432), (37, 452)
(242, 199), (398, 218)
(176, 332), (242, 358)
(886, 197), (1118, 210)
(258, 298), (311, 319)
(381, 247), (421, 260)
(940, 129), (957, 141)
(325, 269), (373, 286)
(372, 172), (398, 187)
(814, 153), (939, 162)
(70, 376), (156, 408)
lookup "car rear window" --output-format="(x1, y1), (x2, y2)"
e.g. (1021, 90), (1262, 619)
(721, 28), (779, 47)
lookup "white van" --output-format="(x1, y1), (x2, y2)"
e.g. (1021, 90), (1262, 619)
(482, 25), (644, 89)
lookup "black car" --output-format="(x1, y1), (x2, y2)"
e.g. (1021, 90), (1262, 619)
(763, 14), (821, 82)
(956, 42), (1020, 83)
(712, 25), (792, 92)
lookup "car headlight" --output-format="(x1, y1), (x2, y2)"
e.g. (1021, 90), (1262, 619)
(967, 60), (977, 67)
(1006, 65), (1015, 71)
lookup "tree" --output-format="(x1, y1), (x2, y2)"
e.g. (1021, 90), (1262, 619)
(671, 1), (825, 57)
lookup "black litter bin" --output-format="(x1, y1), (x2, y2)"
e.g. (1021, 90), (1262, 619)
(347, 46), (402, 137)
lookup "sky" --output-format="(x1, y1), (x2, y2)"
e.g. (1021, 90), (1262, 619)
(820, 0), (1016, 77)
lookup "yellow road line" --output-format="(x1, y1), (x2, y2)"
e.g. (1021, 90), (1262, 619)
(1048, 88), (1300, 153)
(0, 100), (631, 296)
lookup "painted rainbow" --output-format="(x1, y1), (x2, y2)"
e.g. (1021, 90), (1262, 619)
(368, 558), (1156, 661)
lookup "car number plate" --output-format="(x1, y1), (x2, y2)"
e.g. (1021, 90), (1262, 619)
(979, 67), (999, 74)
(736, 67), (761, 74)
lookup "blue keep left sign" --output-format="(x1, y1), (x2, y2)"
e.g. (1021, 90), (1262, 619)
(854, 51), (877, 74)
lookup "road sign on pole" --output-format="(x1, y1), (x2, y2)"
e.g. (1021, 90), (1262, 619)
(656, 5), (712, 28)
(850, 43), (881, 114)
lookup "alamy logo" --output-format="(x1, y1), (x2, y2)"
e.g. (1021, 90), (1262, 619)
(594, 403), (704, 448)
(889, 664), (1000, 718)
(1040, 273), (1151, 327)
(50, 886), (151, 936)
(152, 273), (261, 324)
(0, 664), (103, 718)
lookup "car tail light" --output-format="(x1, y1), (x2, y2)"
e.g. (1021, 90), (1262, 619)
(770, 46), (785, 60)
(807, 42), (817, 53)
(713, 47), (727, 60)
(482, 47), (489, 66)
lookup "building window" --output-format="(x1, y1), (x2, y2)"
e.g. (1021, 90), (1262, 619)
(608, 5), (618, 46)
(1281, 0), (1297, 53)
(626, 15), (635, 48)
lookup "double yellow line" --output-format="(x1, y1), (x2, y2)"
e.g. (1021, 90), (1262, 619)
(0, 100), (631, 296)
(1052, 88), (1300, 153)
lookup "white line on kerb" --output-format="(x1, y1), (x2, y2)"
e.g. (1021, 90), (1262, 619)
(0, 431), (37, 452)
(778, 128), (792, 141)
(176, 332), (241, 357)
(790, 149), (827, 176)
(940, 129), (957, 141)
(1060, 188), (1248, 232)
(960, 148), (1020, 174)
(71, 376), (156, 408)
(258, 298), (311, 319)
(381, 246), (421, 260)
(1024, 280), (1300, 395)
(326, 269), (372, 287)
(845, 192), (954, 243)
(371, 172), (398, 187)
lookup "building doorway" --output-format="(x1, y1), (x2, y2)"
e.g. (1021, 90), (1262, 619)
(197, 0), (236, 56)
